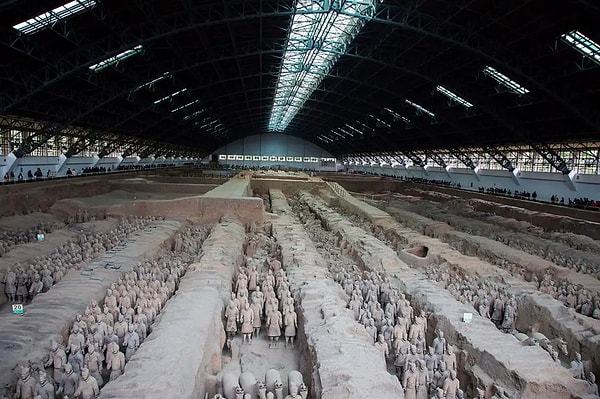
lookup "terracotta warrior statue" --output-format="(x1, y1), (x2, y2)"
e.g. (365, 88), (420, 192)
(284, 309), (298, 348)
(44, 340), (67, 388)
(443, 370), (460, 399)
(14, 365), (36, 399)
(74, 367), (100, 399)
(34, 370), (54, 399)
(267, 309), (282, 348)
(107, 343), (126, 381)
(240, 303), (255, 344)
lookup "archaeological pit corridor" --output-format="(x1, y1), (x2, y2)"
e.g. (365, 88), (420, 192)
(0, 168), (599, 399)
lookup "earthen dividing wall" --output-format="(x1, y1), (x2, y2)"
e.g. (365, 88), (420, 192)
(98, 216), (245, 399)
(335, 192), (600, 383)
(251, 179), (326, 196)
(298, 191), (589, 399)
(107, 196), (264, 224)
(269, 189), (405, 399)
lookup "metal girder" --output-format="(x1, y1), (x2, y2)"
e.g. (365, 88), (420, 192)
(531, 143), (571, 174)
(369, 3), (600, 132)
(400, 150), (425, 168)
(0, 1), (291, 114)
(484, 146), (515, 172)
(425, 151), (448, 169)
(449, 149), (477, 170)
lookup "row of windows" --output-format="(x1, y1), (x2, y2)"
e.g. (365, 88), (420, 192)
(218, 154), (336, 163)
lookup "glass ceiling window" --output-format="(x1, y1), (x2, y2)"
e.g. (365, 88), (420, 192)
(13, 0), (97, 36)
(383, 107), (411, 124)
(183, 108), (209, 121)
(337, 127), (354, 137)
(405, 99), (435, 118)
(435, 85), (473, 108)
(561, 30), (600, 65)
(344, 123), (363, 135)
(90, 45), (144, 72)
(131, 72), (171, 93)
(482, 66), (529, 95)
(154, 88), (187, 105)
(369, 114), (390, 128)
(268, 0), (378, 132)
(171, 100), (199, 113)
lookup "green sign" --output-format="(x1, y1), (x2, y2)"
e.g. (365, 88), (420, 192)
(12, 304), (24, 315)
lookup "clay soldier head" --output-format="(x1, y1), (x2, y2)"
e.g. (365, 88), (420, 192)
(450, 369), (457, 380)
(64, 363), (73, 375)
(19, 365), (30, 381)
(38, 370), (49, 384)
(81, 368), (90, 381)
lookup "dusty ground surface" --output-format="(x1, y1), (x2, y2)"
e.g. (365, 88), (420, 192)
(1, 173), (598, 399)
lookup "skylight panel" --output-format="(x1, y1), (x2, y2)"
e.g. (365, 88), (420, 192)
(90, 45), (144, 72)
(131, 72), (171, 93)
(154, 88), (187, 105)
(435, 85), (474, 108)
(344, 123), (363, 135)
(356, 121), (374, 132)
(183, 108), (209, 121)
(330, 130), (347, 139)
(268, 0), (378, 132)
(369, 114), (391, 128)
(337, 127), (354, 137)
(317, 135), (333, 143)
(405, 99), (436, 118)
(171, 100), (199, 113)
(13, 0), (97, 36)
(561, 30), (600, 65)
(383, 107), (411, 124)
(482, 66), (529, 95)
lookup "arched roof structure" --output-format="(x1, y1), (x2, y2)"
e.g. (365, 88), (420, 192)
(0, 1), (598, 168)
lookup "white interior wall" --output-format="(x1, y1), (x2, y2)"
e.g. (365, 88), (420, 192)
(350, 164), (600, 203)
(210, 133), (338, 171)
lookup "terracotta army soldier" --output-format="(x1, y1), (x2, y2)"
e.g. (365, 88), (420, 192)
(501, 299), (516, 333)
(74, 368), (100, 399)
(424, 346), (438, 384)
(34, 370), (54, 399)
(250, 300), (262, 337)
(443, 370), (460, 399)
(4, 267), (17, 302)
(267, 308), (282, 348)
(570, 352), (585, 379)
(113, 314), (128, 347)
(587, 372), (599, 396)
(14, 365), (36, 399)
(443, 344), (457, 371)
(284, 309), (298, 348)
(431, 387), (445, 399)
(44, 340), (67, 388)
(124, 324), (140, 361)
(432, 331), (446, 360)
(68, 324), (86, 353)
(434, 362), (449, 389)
(68, 343), (84, 376)
(365, 319), (378, 343)
(107, 342), (126, 381)
(57, 363), (78, 398)
(225, 299), (239, 339)
(403, 362), (419, 399)
(28, 274), (43, 299)
(394, 338), (410, 377)
(240, 303), (255, 344)
(85, 344), (104, 386)
(417, 359), (430, 399)
(375, 334), (389, 362)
